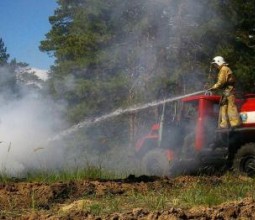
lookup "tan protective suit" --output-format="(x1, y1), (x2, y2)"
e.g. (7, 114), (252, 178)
(210, 65), (241, 128)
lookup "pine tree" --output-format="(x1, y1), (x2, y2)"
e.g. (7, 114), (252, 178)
(211, 0), (255, 92)
(0, 38), (10, 65)
(0, 39), (20, 99)
(40, 0), (131, 123)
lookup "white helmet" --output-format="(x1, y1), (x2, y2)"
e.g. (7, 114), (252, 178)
(211, 56), (227, 66)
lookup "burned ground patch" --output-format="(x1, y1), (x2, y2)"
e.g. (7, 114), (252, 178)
(0, 175), (254, 219)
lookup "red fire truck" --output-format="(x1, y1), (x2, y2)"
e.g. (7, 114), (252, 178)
(135, 94), (255, 176)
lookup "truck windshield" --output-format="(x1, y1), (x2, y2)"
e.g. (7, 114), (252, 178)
(181, 101), (199, 121)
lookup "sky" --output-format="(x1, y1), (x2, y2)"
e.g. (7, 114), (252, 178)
(0, 0), (58, 70)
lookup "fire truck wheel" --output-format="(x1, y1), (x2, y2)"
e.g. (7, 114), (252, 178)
(233, 143), (255, 176)
(141, 149), (170, 176)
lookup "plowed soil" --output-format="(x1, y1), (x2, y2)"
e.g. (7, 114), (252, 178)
(0, 175), (255, 219)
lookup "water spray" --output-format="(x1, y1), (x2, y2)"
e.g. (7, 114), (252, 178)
(49, 90), (206, 141)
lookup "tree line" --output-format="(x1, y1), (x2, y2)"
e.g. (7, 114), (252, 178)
(1, 0), (254, 149)
(39, 0), (255, 122)
(0, 39), (43, 102)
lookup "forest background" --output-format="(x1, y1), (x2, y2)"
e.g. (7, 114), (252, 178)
(0, 0), (254, 169)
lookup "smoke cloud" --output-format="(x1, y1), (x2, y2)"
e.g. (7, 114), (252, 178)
(0, 66), (68, 176)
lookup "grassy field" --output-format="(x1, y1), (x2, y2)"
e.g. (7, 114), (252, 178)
(74, 172), (255, 216)
(0, 167), (255, 219)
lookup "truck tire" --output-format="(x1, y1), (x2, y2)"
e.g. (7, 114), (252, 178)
(141, 149), (170, 176)
(136, 139), (157, 159)
(233, 143), (255, 176)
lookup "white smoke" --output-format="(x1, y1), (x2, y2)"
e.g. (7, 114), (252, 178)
(0, 67), (67, 176)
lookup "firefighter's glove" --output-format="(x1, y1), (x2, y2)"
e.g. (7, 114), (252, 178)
(205, 87), (213, 96)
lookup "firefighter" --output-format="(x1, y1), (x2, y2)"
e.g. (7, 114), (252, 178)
(208, 56), (241, 129)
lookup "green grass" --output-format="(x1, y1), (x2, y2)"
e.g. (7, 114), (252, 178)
(24, 166), (120, 183)
(169, 174), (255, 208)
(79, 173), (255, 216)
(0, 165), (120, 183)
(1, 167), (255, 217)
(59, 173), (252, 216)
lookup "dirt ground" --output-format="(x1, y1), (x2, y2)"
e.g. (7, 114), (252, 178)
(0, 175), (255, 219)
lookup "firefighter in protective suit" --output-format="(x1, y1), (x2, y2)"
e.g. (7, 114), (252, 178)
(208, 56), (241, 129)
